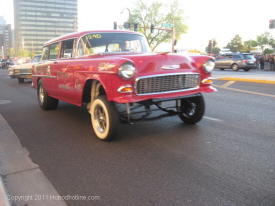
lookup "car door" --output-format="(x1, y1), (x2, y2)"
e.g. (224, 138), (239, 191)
(53, 39), (77, 103)
(215, 55), (226, 68)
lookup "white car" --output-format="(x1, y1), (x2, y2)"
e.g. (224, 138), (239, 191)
(8, 54), (42, 83)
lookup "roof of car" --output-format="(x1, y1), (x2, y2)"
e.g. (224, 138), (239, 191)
(43, 30), (141, 47)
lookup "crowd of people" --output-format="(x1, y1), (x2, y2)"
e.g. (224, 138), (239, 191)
(254, 54), (275, 71)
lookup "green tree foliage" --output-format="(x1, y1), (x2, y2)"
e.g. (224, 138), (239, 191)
(212, 47), (220, 54)
(129, 0), (188, 51)
(256, 32), (274, 52)
(243, 40), (258, 52)
(226, 35), (243, 52)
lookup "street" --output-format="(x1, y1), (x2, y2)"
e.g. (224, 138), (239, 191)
(0, 68), (275, 206)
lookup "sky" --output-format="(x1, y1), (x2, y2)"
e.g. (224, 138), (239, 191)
(1, 0), (275, 50)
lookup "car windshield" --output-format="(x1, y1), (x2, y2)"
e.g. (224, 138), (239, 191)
(77, 32), (151, 56)
(243, 54), (254, 59)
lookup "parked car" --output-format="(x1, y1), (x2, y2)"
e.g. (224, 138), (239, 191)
(32, 30), (216, 141)
(8, 54), (42, 83)
(1, 59), (6, 68)
(215, 52), (256, 71)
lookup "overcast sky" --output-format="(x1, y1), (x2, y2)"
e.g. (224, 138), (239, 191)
(1, 0), (275, 49)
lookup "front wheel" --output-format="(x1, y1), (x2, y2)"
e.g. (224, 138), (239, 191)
(90, 95), (118, 141)
(231, 64), (239, 71)
(178, 95), (205, 124)
(37, 80), (59, 110)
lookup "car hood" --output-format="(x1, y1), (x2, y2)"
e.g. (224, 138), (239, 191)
(88, 52), (204, 75)
(10, 62), (39, 69)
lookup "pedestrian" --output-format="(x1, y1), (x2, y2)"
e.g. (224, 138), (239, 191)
(269, 54), (274, 71)
(254, 54), (260, 70)
(264, 54), (270, 71)
(259, 55), (265, 70)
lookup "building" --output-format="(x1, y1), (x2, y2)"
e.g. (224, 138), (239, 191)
(0, 16), (12, 58)
(13, 0), (77, 54)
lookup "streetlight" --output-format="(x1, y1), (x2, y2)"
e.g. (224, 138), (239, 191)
(120, 8), (131, 21)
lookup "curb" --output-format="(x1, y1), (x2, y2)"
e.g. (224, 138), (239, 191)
(217, 77), (275, 84)
(0, 175), (10, 206)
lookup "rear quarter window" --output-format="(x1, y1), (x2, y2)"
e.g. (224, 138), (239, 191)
(243, 54), (253, 59)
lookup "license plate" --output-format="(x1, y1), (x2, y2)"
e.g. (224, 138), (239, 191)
(26, 74), (32, 79)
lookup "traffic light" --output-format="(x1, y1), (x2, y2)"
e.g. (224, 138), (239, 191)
(124, 22), (130, 29)
(269, 19), (275, 29)
(150, 24), (154, 33)
(134, 23), (138, 31)
(114, 22), (117, 30)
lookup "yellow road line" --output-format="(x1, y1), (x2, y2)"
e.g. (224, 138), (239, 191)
(213, 85), (275, 98)
(221, 81), (235, 87)
(217, 77), (275, 84)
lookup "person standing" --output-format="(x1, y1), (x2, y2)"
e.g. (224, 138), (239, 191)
(264, 54), (270, 71)
(269, 54), (274, 71)
(259, 55), (265, 70)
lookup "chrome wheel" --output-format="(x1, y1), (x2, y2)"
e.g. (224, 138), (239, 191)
(39, 86), (44, 104)
(37, 79), (59, 110)
(94, 104), (107, 134)
(90, 95), (118, 141)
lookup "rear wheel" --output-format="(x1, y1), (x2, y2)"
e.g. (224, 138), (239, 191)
(178, 95), (205, 124)
(37, 80), (59, 110)
(90, 95), (118, 141)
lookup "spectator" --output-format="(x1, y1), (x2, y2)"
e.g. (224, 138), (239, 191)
(264, 54), (270, 71)
(259, 55), (265, 70)
(270, 54), (274, 71)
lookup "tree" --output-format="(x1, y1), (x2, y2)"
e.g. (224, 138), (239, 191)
(226, 34), (243, 52)
(212, 47), (220, 55)
(129, 0), (188, 51)
(256, 32), (274, 53)
(243, 40), (258, 53)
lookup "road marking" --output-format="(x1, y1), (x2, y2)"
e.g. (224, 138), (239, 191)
(0, 100), (11, 105)
(221, 81), (235, 87)
(213, 84), (275, 98)
(204, 116), (223, 122)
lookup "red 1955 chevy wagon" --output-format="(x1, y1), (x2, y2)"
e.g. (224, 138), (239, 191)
(32, 30), (216, 141)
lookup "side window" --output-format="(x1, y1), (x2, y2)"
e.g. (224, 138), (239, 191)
(61, 39), (75, 58)
(41, 46), (50, 60)
(77, 35), (93, 56)
(49, 42), (60, 59)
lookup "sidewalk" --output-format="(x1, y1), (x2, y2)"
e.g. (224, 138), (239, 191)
(0, 113), (67, 206)
(1, 69), (275, 206)
(212, 69), (275, 84)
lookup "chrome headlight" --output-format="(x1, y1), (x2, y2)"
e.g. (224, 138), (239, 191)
(203, 60), (215, 73)
(118, 63), (136, 79)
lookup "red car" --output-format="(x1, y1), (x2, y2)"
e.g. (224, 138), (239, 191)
(32, 30), (216, 141)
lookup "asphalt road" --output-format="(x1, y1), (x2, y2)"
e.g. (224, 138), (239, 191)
(0, 69), (275, 206)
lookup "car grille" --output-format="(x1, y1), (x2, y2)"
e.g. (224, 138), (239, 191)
(14, 68), (32, 74)
(135, 73), (200, 95)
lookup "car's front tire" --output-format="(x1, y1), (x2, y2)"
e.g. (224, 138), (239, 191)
(37, 79), (59, 110)
(231, 64), (239, 71)
(90, 95), (118, 141)
(178, 94), (205, 124)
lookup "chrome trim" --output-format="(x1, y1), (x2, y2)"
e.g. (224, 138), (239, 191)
(135, 73), (200, 96)
(32, 75), (56, 78)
